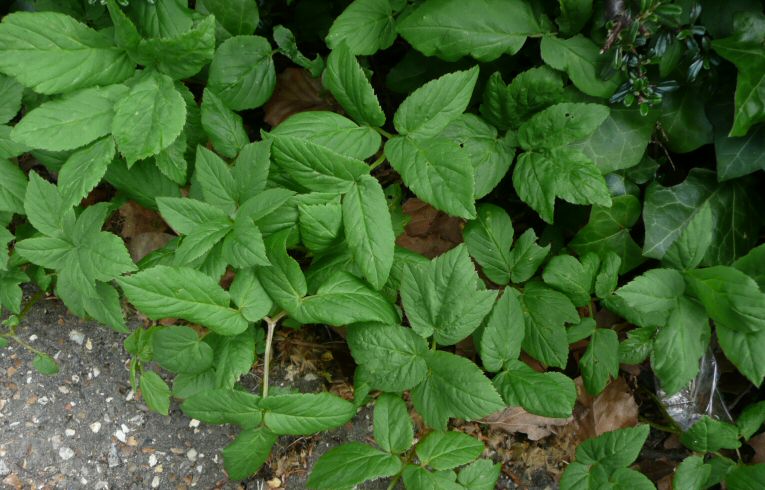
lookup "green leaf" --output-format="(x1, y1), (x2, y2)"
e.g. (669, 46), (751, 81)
(710, 100), (765, 180)
(105, 0), (141, 49)
(113, 72), (186, 165)
(157, 197), (230, 235)
(0, 75), (23, 124)
(324, 43), (385, 127)
(494, 360), (576, 418)
(402, 465), (464, 490)
(202, 0), (260, 37)
(342, 175), (395, 290)
(464, 204), (514, 285)
(269, 134), (369, 193)
(118, 266), (248, 335)
(299, 198), (342, 254)
(126, 0), (194, 38)
(543, 254), (593, 307)
(307, 443), (403, 489)
(326, 0), (398, 55)
(347, 323), (429, 391)
(140, 371), (171, 416)
(573, 106), (658, 174)
(416, 431), (483, 470)
(480, 67), (565, 130)
(411, 350), (504, 430)
(58, 138), (116, 208)
(208, 35), (275, 111)
(437, 114), (515, 198)
(12, 84), (127, 152)
(518, 103), (610, 151)
(717, 325), (765, 386)
(374, 393), (413, 454)
(230, 269), (272, 322)
(301, 272), (399, 326)
(663, 201), (714, 271)
(673, 456), (711, 490)
(273, 25), (324, 77)
(595, 252), (621, 299)
(0, 268), (27, 314)
(152, 326), (214, 375)
(0, 125), (30, 158)
(106, 158), (182, 209)
(201, 88), (249, 159)
(557, 0), (593, 35)
(737, 401), (765, 440)
(0, 159), (28, 215)
(15, 236), (73, 270)
(181, 388), (262, 427)
(712, 11), (765, 136)
(23, 172), (73, 238)
(84, 282), (129, 333)
(458, 459), (502, 490)
(32, 353), (59, 375)
(232, 141), (271, 200)
(580, 328), (619, 396)
(256, 231), (308, 320)
(478, 287), (524, 372)
(725, 464), (765, 490)
(577, 424), (650, 471)
(508, 229), (550, 283)
(680, 416), (741, 452)
(570, 195), (644, 274)
(568, 317), (597, 344)
(734, 244), (765, 290)
(520, 282), (579, 368)
(651, 297), (710, 395)
(133, 16), (215, 80)
(686, 266), (765, 333)
(0, 11), (134, 94)
(401, 245), (496, 345)
(658, 89), (713, 152)
(195, 146), (238, 214)
(270, 111), (381, 160)
(540, 35), (620, 98)
(397, 0), (550, 62)
(614, 268), (685, 325)
(223, 428), (277, 480)
(260, 392), (355, 435)
(393, 67), (479, 138)
(610, 468), (655, 489)
(172, 371), (217, 399)
(385, 136), (475, 219)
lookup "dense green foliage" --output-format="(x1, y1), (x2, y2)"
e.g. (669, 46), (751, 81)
(1, 0), (765, 487)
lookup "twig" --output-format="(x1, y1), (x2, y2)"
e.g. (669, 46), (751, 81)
(262, 311), (287, 398)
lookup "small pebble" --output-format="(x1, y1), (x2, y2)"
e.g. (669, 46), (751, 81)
(114, 429), (127, 443)
(148, 454), (157, 467)
(58, 386), (70, 394)
(59, 447), (75, 460)
(0, 459), (10, 476)
(186, 449), (198, 462)
(68, 330), (85, 345)
(189, 419), (200, 428)
(28, 335), (37, 342)
(89, 422), (101, 433)
(65, 429), (75, 437)
(85, 338), (93, 350)
(108, 444), (120, 468)
(151, 476), (160, 488)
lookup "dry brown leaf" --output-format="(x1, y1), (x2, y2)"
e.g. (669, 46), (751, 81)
(128, 232), (174, 262)
(482, 406), (573, 441)
(396, 198), (463, 258)
(118, 201), (167, 238)
(576, 377), (639, 439)
(749, 432), (765, 464)
(264, 68), (339, 127)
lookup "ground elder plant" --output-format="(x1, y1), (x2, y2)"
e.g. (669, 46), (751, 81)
(0, 0), (765, 487)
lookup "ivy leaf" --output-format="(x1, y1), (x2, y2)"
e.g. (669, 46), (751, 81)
(223, 428), (277, 480)
(400, 245), (497, 345)
(385, 136), (476, 219)
(580, 328), (619, 396)
(201, 88), (249, 159)
(12, 84), (127, 152)
(658, 90), (713, 153)
(540, 35), (620, 98)
(680, 416), (741, 452)
(493, 360), (576, 418)
(324, 43), (385, 127)
(520, 282), (580, 368)
(411, 350), (504, 430)
(416, 431), (483, 470)
(260, 393), (355, 435)
(347, 323), (429, 392)
(478, 287), (525, 372)
(152, 326), (214, 375)
(113, 72), (186, 165)
(0, 11), (134, 94)
(374, 393), (413, 454)
(181, 388), (262, 428)
(570, 195), (644, 274)
(686, 266), (765, 333)
(307, 443), (403, 489)
(342, 175), (395, 290)
(208, 35), (275, 111)
(710, 100), (765, 180)
(712, 11), (765, 136)
(393, 67), (479, 139)
(325, 0), (398, 56)
(464, 204), (514, 285)
(117, 266), (249, 336)
(139, 371), (171, 416)
(397, 0), (550, 62)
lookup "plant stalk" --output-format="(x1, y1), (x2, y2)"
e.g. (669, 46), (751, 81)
(261, 311), (287, 398)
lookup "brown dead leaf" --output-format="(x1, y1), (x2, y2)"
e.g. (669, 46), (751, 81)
(482, 406), (573, 441)
(576, 377), (639, 439)
(749, 432), (765, 464)
(118, 201), (173, 261)
(396, 198), (463, 258)
(128, 232), (174, 262)
(264, 68), (340, 127)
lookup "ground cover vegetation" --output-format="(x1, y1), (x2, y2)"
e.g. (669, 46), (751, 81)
(1, 0), (765, 487)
